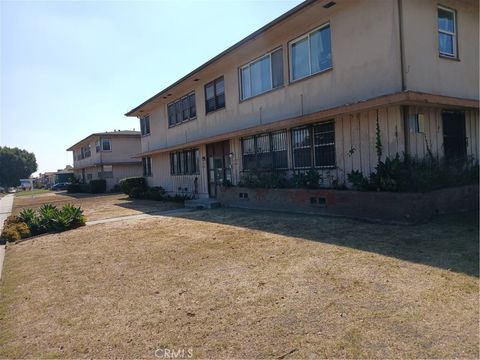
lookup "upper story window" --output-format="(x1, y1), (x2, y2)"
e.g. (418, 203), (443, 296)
(168, 92), (196, 127)
(80, 144), (91, 159)
(240, 48), (284, 100)
(289, 23), (332, 82)
(205, 76), (225, 113)
(140, 115), (150, 136)
(95, 139), (111, 152)
(438, 6), (457, 58)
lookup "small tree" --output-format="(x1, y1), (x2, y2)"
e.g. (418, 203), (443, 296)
(0, 147), (38, 187)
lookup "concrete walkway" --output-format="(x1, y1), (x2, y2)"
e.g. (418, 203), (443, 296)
(0, 194), (15, 280)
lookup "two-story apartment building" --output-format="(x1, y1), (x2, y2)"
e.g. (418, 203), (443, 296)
(126, 0), (479, 199)
(67, 130), (142, 190)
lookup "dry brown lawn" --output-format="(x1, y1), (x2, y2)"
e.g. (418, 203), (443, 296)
(12, 192), (182, 221)
(0, 208), (478, 359)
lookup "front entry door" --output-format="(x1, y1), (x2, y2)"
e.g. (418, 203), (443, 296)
(206, 140), (231, 198)
(442, 110), (467, 160)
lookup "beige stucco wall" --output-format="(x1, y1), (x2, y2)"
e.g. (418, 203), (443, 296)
(74, 163), (142, 190)
(150, 105), (406, 192)
(71, 135), (141, 169)
(140, 0), (402, 154)
(147, 145), (209, 198)
(406, 106), (479, 160)
(402, 0), (479, 99)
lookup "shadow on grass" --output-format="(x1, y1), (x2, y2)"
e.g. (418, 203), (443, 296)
(61, 192), (126, 200)
(169, 208), (479, 277)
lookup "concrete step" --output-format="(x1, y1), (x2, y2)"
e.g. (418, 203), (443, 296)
(185, 198), (221, 209)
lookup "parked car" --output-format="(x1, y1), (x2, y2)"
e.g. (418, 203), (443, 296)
(51, 182), (71, 191)
(0, 186), (5, 193)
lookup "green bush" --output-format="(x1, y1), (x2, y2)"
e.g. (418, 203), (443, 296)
(347, 154), (479, 192)
(110, 184), (121, 193)
(119, 177), (147, 196)
(18, 204), (85, 236)
(67, 183), (82, 193)
(239, 171), (290, 189)
(347, 170), (370, 191)
(89, 179), (106, 193)
(292, 169), (322, 189)
(128, 186), (144, 199)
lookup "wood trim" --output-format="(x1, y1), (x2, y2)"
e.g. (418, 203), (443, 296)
(134, 91), (479, 157)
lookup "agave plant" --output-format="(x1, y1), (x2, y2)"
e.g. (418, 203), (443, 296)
(18, 208), (37, 227)
(60, 204), (86, 228)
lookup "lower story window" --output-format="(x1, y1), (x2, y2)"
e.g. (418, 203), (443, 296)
(292, 120), (335, 169)
(170, 148), (200, 175)
(142, 157), (152, 177)
(241, 130), (288, 171)
(102, 165), (113, 178)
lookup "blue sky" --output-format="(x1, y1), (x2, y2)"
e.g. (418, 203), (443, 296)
(0, 0), (302, 175)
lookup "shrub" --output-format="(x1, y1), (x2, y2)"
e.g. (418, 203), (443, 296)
(145, 186), (166, 200)
(89, 179), (106, 193)
(4, 215), (21, 226)
(292, 169), (322, 189)
(110, 184), (121, 193)
(126, 186), (142, 199)
(239, 171), (290, 189)
(17, 204), (86, 236)
(120, 177), (147, 196)
(0, 225), (21, 243)
(347, 170), (370, 191)
(347, 154), (479, 192)
(67, 183), (82, 193)
(0, 222), (30, 243)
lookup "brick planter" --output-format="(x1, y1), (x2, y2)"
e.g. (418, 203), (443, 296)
(217, 184), (479, 223)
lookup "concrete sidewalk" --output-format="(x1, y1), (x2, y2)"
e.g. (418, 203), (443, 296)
(0, 194), (15, 280)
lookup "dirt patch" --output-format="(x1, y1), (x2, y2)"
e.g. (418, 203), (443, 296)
(0, 209), (478, 358)
(12, 192), (182, 221)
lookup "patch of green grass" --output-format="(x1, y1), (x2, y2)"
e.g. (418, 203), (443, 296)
(15, 189), (51, 197)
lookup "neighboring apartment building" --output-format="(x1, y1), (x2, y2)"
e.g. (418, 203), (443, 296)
(126, 0), (479, 199)
(67, 130), (142, 190)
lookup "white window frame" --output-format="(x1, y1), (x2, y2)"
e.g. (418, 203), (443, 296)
(239, 47), (282, 101)
(438, 6), (457, 58)
(289, 22), (332, 82)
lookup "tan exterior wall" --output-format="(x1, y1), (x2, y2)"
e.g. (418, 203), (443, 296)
(140, 0), (402, 154)
(147, 145), (209, 198)
(74, 163), (142, 190)
(402, 0), (479, 99)
(151, 105), (405, 192)
(406, 106), (479, 160)
(70, 135), (141, 170)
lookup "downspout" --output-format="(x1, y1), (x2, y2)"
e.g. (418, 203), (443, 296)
(397, 0), (409, 156)
(99, 137), (103, 180)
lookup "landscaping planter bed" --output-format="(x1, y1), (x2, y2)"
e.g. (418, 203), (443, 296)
(218, 184), (479, 223)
